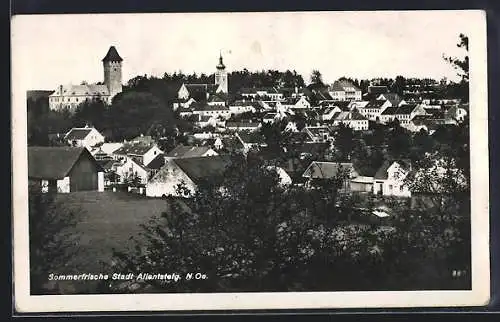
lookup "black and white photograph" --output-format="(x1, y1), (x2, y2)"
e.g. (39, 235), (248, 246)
(12, 10), (489, 312)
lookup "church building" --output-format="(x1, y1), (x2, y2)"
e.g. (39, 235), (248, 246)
(177, 54), (229, 101)
(48, 46), (124, 111)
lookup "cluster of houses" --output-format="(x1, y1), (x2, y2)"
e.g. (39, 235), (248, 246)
(28, 46), (468, 203)
(28, 122), (420, 201)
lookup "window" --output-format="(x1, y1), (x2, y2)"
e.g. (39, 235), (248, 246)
(388, 185), (393, 191)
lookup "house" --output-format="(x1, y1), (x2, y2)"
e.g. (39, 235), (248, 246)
(373, 160), (412, 197)
(357, 100), (392, 121)
(350, 176), (374, 193)
(146, 156), (231, 197)
(49, 46), (123, 110)
(266, 165), (293, 186)
(332, 110), (369, 131)
(348, 100), (370, 111)
(238, 87), (284, 101)
(114, 156), (150, 185)
(28, 146), (104, 193)
(172, 97), (197, 111)
(113, 143), (163, 167)
(226, 121), (262, 132)
(64, 126), (105, 149)
(321, 106), (342, 121)
(377, 93), (405, 107)
(379, 104), (427, 126)
(195, 115), (218, 128)
(235, 131), (268, 154)
(178, 83), (221, 101)
(445, 104), (468, 122)
(207, 93), (227, 106)
(98, 142), (124, 156)
(130, 134), (155, 146)
(328, 80), (362, 101)
(166, 145), (219, 160)
(192, 103), (231, 119)
(278, 96), (312, 110)
(262, 112), (278, 124)
(302, 161), (359, 192)
(301, 126), (334, 143)
(228, 101), (256, 115)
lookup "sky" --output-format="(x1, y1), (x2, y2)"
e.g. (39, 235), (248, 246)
(12, 10), (478, 91)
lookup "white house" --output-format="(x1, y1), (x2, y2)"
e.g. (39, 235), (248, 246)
(192, 104), (232, 120)
(357, 100), (392, 121)
(64, 126), (105, 149)
(226, 121), (262, 132)
(379, 104), (427, 127)
(328, 80), (362, 101)
(373, 160), (412, 197)
(113, 144), (163, 167)
(279, 96), (312, 110)
(332, 111), (369, 131)
(228, 101), (256, 115)
(115, 156), (150, 184)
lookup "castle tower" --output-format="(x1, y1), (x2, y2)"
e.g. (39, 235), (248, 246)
(102, 46), (123, 100)
(215, 53), (228, 94)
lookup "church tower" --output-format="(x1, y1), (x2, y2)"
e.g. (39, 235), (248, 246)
(102, 46), (123, 99)
(215, 53), (228, 94)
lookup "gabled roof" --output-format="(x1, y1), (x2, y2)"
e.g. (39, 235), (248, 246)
(64, 128), (94, 140)
(145, 153), (165, 169)
(28, 146), (101, 179)
(334, 101), (351, 111)
(303, 161), (356, 179)
(114, 143), (158, 156)
(174, 156), (231, 184)
(379, 93), (402, 106)
(50, 84), (110, 97)
(236, 131), (267, 144)
(102, 46), (123, 62)
(365, 100), (388, 109)
(374, 160), (411, 180)
(367, 85), (389, 94)
(380, 104), (418, 115)
(226, 121), (261, 128)
(166, 145), (214, 158)
(329, 80), (361, 92)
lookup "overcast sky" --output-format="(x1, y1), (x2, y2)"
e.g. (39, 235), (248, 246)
(12, 10), (477, 90)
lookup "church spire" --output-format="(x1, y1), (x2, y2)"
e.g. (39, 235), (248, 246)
(216, 52), (225, 70)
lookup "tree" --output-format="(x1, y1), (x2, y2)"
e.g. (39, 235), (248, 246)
(333, 123), (354, 161)
(29, 182), (83, 294)
(310, 70), (323, 85)
(443, 34), (469, 102)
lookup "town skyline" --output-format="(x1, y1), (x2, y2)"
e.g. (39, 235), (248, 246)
(13, 11), (473, 91)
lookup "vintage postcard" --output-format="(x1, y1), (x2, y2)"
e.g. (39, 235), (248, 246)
(12, 10), (490, 312)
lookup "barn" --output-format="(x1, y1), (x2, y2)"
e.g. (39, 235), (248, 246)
(28, 146), (104, 193)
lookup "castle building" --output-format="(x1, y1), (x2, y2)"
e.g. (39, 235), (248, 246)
(48, 46), (123, 111)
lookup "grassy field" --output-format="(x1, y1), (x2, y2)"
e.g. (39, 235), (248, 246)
(46, 191), (170, 294)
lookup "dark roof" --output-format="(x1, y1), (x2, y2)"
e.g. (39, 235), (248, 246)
(380, 93), (402, 106)
(145, 153), (165, 169)
(303, 161), (355, 179)
(334, 101), (351, 111)
(166, 145), (214, 158)
(380, 104), (417, 115)
(367, 86), (389, 94)
(28, 146), (101, 179)
(102, 46), (123, 62)
(114, 144), (156, 156)
(64, 128), (93, 140)
(330, 80), (361, 92)
(365, 100), (388, 109)
(237, 131), (267, 144)
(174, 156), (230, 183)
